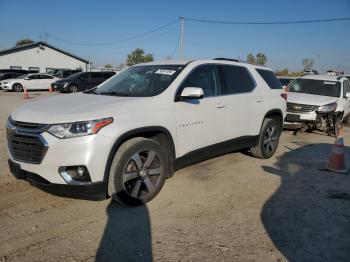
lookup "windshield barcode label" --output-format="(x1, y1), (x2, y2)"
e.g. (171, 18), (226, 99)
(155, 69), (176, 75)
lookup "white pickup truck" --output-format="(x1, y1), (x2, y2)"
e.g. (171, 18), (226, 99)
(284, 74), (350, 134)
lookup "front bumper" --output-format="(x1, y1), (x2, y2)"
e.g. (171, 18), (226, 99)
(8, 159), (106, 200)
(1, 84), (12, 90)
(52, 83), (68, 92)
(8, 131), (114, 184)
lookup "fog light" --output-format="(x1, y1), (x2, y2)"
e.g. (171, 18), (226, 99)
(77, 166), (85, 177)
(58, 166), (91, 184)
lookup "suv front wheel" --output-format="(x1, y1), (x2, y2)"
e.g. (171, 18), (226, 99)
(250, 117), (281, 159)
(108, 137), (168, 206)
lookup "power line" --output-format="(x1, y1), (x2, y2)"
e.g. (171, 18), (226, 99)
(185, 17), (350, 25)
(60, 24), (179, 55)
(49, 18), (179, 46)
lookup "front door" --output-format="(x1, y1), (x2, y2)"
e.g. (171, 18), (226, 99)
(174, 65), (229, 157)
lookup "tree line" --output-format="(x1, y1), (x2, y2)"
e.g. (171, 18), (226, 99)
(13, 38), (317, 75)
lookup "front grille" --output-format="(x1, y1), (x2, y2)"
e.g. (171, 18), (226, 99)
(287, 102), (317, 113)
(6, 119), (48, 164)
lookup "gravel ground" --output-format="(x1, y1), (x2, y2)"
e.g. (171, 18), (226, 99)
(0, 91), (349, 262)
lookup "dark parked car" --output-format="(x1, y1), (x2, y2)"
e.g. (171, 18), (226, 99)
(53, 69), (82, 78)
(52, 71), (116, 93)
(0, 72), (26, 89)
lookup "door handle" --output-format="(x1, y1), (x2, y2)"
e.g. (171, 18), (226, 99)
(216, 103), (226, 108)
(255, 99), (263, 103)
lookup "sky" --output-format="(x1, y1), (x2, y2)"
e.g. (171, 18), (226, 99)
(0, 0), (349, 73)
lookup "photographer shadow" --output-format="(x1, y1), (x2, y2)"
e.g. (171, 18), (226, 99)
(96, 201), (152, 262)
(261, 143), (350, 262)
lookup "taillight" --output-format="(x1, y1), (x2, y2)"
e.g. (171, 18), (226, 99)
(281, 93), (287, 101)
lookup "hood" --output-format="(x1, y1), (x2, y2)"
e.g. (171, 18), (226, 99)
(2, 78), (19, 83)
(11, 93), (148, 124)
(287, 92), (338, 106)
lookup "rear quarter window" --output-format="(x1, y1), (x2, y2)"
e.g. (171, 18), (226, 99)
(220, 65), (255, 94)
(256, 69), (282, 89)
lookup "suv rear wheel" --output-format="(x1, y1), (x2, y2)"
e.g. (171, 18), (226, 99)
(108, 137), (168, 206)
(250, 117), (281, 159)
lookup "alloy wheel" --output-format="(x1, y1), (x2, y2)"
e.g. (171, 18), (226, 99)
(123, 150), (163, 199)
(263, 126), (278, 154)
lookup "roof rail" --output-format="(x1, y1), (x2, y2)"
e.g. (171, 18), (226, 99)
(214, 58), (240, 62)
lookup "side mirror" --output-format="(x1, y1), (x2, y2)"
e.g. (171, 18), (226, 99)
(180, 87), (204, 99)
(346, 92), (350, 99)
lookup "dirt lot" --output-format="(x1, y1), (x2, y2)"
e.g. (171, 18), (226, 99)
(0, 91), (350, 262)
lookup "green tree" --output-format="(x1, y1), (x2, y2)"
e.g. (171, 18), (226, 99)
(126, 48), (154, 66)
(15, 38), (34, 47)
(246, 53), (256, 63)
(104, 64), (113, 68)
(276, 68), (289, 76)
(256, 52), (268, 66)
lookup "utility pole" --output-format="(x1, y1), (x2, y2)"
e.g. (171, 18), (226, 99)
(179, 16), (184, 60)
(43, 32), (48, 43)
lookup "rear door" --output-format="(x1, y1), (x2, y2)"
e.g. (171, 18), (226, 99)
(89, 73), (103, 88)
(219, 64), (265, 137)
(38, 74), (55, 89)
(80, 73), (92, 90)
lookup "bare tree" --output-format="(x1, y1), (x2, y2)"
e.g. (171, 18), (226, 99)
(302, 58), (314, 70)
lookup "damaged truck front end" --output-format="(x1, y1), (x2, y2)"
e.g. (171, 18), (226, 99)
(284, 102), (341, 135)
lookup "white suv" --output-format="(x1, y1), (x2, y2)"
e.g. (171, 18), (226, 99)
(284, 74), (350, 134)
(6, 59), (286, 205)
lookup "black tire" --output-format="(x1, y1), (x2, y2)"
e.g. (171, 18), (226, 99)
(12, 83), (23, 92)
(250, 117), (281, 159)
(69, 84), (78, 93)
(108, 137), (168, 206)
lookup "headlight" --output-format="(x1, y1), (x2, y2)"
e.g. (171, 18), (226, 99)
(47, 117), (113, 139)
(317, 102), (337, 113)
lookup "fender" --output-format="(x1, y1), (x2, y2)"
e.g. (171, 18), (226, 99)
(102, 126), (175, 186)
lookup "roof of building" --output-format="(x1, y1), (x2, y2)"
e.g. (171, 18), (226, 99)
(0, 41), (89, 64)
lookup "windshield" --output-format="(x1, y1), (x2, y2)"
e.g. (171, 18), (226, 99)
(17, 74), (31, 79)
(288, 78), (341, 97)
(64, 72), (83, 80)
(92, 65), (184, 97)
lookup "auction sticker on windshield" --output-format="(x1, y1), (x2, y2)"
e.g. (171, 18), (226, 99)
(155, 69), (176, 75)
(324, 81), (336, 85)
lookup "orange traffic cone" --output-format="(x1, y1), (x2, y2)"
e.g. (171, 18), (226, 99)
(325, 126), (348, 174)
(23, 88), (30, 99)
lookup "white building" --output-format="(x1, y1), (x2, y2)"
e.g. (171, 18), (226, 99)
(0, 41), (89, 73)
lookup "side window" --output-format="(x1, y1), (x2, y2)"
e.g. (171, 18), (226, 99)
(39, 74), (53, 79)
(256, 69), (282, 89)
(80, 73), (90, 80)
(220, 65), (255, 94)
(29, 75), (39, 80)
(344, 80), (350, 97)
(180, 65), (221, 97)
(91, 73), (101, 79)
